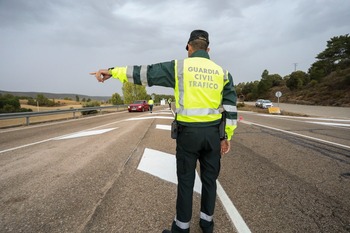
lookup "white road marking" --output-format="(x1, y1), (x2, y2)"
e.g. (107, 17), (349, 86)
(54, 128), (117, 140)
(137, 148), (201, 193)
(0, 126), (118, 154)
(239, 111), (350, 122)
(152, 111), (173, 115)
(217, 182), (252, 233)
(138, 148), (251, 233)
(241, 121), (350, 150)
(0, 138), (54, 154)
(125, 116), (174, 121)
(307, 121), (350, 127)
(156, 124), (171, 130)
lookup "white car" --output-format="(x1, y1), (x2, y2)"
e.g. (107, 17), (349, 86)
(255, 99), (264, 107)
(261, 100), (273, 108)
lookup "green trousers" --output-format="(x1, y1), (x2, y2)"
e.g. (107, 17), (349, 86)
(172, 125), (221, 233)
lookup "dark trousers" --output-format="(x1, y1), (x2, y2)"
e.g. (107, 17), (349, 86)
(172, 125), (221, 233)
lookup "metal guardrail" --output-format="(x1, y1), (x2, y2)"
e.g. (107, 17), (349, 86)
(0, 105), (128, 126)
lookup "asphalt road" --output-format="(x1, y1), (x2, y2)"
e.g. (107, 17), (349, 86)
(0, 105), (349, 233)
(244, 102), (350, 119)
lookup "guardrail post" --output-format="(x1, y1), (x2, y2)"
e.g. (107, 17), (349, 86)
(26, 116), (30, 126)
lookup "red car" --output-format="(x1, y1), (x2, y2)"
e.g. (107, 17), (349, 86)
(128, 100), (150, 112)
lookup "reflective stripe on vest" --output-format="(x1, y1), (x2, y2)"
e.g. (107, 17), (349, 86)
(175, 58), (226, 123)
(126, 65), (149, 85)
(126, 66), (135, 83)
(140, 65), (148, 85)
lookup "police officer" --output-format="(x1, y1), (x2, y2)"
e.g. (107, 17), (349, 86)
(148, 98), (154, 113)
(167, 97), (172, 110)
(90, 29), (237, 233)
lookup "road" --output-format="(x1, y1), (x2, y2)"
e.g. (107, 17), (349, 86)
(0, 105), (349, 233)
(244, 101), (350, 119)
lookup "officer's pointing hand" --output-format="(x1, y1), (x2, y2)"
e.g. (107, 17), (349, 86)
(90, 69), (112, 83)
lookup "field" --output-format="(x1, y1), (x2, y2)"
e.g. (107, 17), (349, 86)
(0, 99), (110, 128)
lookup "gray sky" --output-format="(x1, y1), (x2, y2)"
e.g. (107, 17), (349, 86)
(1, 0), (349, 97)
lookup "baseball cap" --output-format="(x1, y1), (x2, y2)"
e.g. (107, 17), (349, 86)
(186, 29), (209, 50)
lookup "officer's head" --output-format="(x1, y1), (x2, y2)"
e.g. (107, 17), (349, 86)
(186, 29), (210, 56)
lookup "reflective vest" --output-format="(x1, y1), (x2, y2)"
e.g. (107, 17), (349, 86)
(174, 57), (228, 123)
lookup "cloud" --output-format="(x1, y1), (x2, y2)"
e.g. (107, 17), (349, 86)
(0, 0), (349, 97)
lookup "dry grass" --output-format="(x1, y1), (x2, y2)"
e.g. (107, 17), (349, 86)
(19, 99), (83, 112)
(1, 99), (108, 128)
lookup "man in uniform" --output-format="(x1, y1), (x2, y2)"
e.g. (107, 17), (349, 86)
(148, 98), (154, 113)
(90, 29), (237, 233)
(168, 97), (172, 110)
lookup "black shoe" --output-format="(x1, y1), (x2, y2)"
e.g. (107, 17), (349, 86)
(162, 230), (171, 233)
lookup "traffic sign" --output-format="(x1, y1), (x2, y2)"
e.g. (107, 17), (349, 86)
(275, 91), (282, 107)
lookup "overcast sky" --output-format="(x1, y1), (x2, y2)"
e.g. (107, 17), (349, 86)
(1, 0), (349, 97)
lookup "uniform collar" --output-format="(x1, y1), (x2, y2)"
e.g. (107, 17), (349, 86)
(189, 50), (210, 59)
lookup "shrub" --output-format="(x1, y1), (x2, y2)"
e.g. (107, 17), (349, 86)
(237, 102), (245, 108)
(81, 101), (100, 115)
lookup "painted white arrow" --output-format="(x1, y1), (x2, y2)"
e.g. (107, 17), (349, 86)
(54, 128), (117, 140)
(137, 148), (202, 193)
(137, 147), (251, 233)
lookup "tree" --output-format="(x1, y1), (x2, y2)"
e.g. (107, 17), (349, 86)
(286, 71), (308, 91)
(0, 94), (20, 113)
(269, 74), (283, 87)
(239, 81), (259, 100)
(76, 95), (80, 102)
(257, 70), (273, 97)
(309, 34), (350, 80)
(122, 82), (148, 104)
(110, 93), (124, 105)
(0, 94), (32, 113)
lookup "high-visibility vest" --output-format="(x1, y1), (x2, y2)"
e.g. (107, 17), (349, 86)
(174, 57), (228, 123)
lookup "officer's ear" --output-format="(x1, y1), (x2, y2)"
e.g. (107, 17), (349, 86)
(187, 44), (194, 56)
(207, 47), (210, 53)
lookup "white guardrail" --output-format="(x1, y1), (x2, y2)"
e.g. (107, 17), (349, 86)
(0, 105), (129, 126)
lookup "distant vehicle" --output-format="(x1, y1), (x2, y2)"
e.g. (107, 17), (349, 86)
(255, 99), (264, 107)
(261, 100), (273, 109)
(128, 100), (150, 112)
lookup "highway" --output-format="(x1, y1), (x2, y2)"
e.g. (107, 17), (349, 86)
(0, 105), (349, 233)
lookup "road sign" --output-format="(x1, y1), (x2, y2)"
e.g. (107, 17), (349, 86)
(275, 91), (282, 107)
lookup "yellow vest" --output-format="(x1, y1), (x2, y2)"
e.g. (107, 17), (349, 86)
(175, 58), (228, 123)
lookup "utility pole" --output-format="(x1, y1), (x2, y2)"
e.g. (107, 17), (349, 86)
(293, 63), (298, 72)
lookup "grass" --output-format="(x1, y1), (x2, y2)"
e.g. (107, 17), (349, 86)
(0, 99), (114, 129)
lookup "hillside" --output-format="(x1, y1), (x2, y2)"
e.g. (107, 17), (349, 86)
(0, 90), (110, 102)
(263, 68), (350, 107)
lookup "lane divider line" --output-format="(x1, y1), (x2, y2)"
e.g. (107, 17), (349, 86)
(241, 120), (350, 150)
(217, 181), (252, 233)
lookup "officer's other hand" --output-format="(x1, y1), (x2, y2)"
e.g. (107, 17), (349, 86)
(90, 69), (111, 83)
(220, 139), (231, 155)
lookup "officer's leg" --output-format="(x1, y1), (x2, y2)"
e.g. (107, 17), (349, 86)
(199, 127), (221, 233)
(172, 127), (200, 233)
